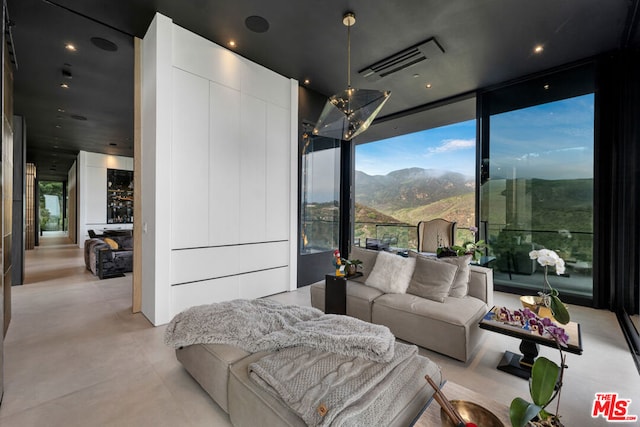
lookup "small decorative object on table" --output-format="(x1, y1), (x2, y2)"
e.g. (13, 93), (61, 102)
(331, 248), (363, 277)
(523, 249), (570, 325)
(332, 249), (344, 276)
(343, 258), (363, 276)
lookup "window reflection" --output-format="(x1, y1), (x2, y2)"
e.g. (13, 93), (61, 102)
(483, 94), (594, 299)
(300, 132), (341, 254)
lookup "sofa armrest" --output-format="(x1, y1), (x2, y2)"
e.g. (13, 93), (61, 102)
(468, 265), (493, 307)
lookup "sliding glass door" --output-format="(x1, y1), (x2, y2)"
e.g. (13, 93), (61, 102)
(480, 68), (595, 302)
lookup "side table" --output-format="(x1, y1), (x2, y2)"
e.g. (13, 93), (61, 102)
(479, 306), (583, 379)
(324, 273), (362, 315)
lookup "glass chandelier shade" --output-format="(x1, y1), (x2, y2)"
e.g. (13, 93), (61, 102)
(313, 12), (391, 141)
(313, 87), (390, 140)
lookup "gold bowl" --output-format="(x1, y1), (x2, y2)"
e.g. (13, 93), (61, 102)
(440, 400), (505, 427)
(520, 295), (555, 320)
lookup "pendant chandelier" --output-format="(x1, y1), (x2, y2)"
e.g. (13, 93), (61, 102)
(313, 12), (391, 141)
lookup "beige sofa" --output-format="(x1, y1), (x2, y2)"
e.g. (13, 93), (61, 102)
(310, 247), (493, 362)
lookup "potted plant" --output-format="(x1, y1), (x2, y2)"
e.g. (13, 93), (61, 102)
(436, 240), (486, 262)
(332, 250), (363, 277)
(506, 308), (570, 427)
(525, 249), (570, 325)
(342, 258), (363, 276)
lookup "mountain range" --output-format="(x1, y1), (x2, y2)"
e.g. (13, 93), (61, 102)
(355, 167), (475, 213)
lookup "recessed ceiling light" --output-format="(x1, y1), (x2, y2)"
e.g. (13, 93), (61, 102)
(425, 83), (432, 89)
(303, 79), (311, 85)
(543, 84), (550, 90)
(413, 74), (420, 78)
(228, 40), (237, 48)
(534, 44), (544, 54)
(65, 43), (76, 52)
(60, 83), (69, 89)
(55, 124), (62, 128)
(57, 108), (65, 112)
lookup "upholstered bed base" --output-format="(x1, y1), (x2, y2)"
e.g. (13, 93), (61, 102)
(176, 342), (441, 426)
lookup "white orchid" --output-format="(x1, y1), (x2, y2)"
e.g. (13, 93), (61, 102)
(529, 249), (566, 275)
(528, 248), (570, 324)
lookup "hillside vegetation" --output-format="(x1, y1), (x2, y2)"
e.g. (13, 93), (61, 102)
(355, 168), (474, 212)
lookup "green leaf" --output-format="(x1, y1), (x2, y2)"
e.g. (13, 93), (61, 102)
(549, 295), (570, 324)
(530, 357), (559, 406)
(510, 397), (542, 427)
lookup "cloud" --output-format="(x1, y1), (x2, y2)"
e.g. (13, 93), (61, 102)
(428, 138), (475, 153)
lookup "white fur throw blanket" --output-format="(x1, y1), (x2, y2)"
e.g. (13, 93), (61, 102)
(249, 342), (425, 427)
(164, 299), (396, 363)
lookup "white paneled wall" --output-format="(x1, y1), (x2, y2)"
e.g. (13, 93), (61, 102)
(239, 94), (268, 244)
(266, 104), (291, 241)
(209, 82), (241, 246)
(170, 69), (210, 249)
(142, 14), (298, 325)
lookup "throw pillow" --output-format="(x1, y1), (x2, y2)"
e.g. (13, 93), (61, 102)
(365, 251), (416, 294)
(439, 255), (473, 297)
(407, 256), (459, 302)
(348, 246), (379, 283)
(103, 237), (119, 250)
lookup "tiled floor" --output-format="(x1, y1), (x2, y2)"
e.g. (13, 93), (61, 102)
(0, 233), (638, 426)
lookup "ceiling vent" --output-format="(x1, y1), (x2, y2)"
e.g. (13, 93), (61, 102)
(358, 37), (444, 82)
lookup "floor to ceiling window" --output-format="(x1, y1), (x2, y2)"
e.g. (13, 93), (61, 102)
(480, 66), (595, 302)
(354, 119), (477, 250)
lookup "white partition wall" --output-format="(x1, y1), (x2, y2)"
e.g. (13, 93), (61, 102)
(141, 13), (298, 325)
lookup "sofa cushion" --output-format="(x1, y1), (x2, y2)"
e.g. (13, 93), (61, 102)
(365, 251), (416, 294)
(438, 255), (472, 297)
(176, 343), (250, 413)
(406, 256), (458, 302)
(348, 246), (379, 283)
(113, 235), (133, 250)
(103, 237), (119, 249)
(371, 293), (488, 361)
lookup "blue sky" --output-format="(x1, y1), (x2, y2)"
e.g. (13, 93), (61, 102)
(356, 120), (476, 177)
(355, 94), (594, 180)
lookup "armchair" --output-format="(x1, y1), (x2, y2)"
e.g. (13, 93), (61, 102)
(417, 218), (456, 253)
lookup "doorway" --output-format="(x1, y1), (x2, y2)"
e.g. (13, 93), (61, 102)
(38, 181), (66, 234)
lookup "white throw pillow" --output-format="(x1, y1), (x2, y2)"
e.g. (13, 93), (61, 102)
(365, 251), (416, 294)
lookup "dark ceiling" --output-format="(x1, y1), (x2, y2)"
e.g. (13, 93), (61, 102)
(7, 0), (640, 181)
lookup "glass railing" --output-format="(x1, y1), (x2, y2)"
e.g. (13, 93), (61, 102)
(485, 224), (593, 298)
